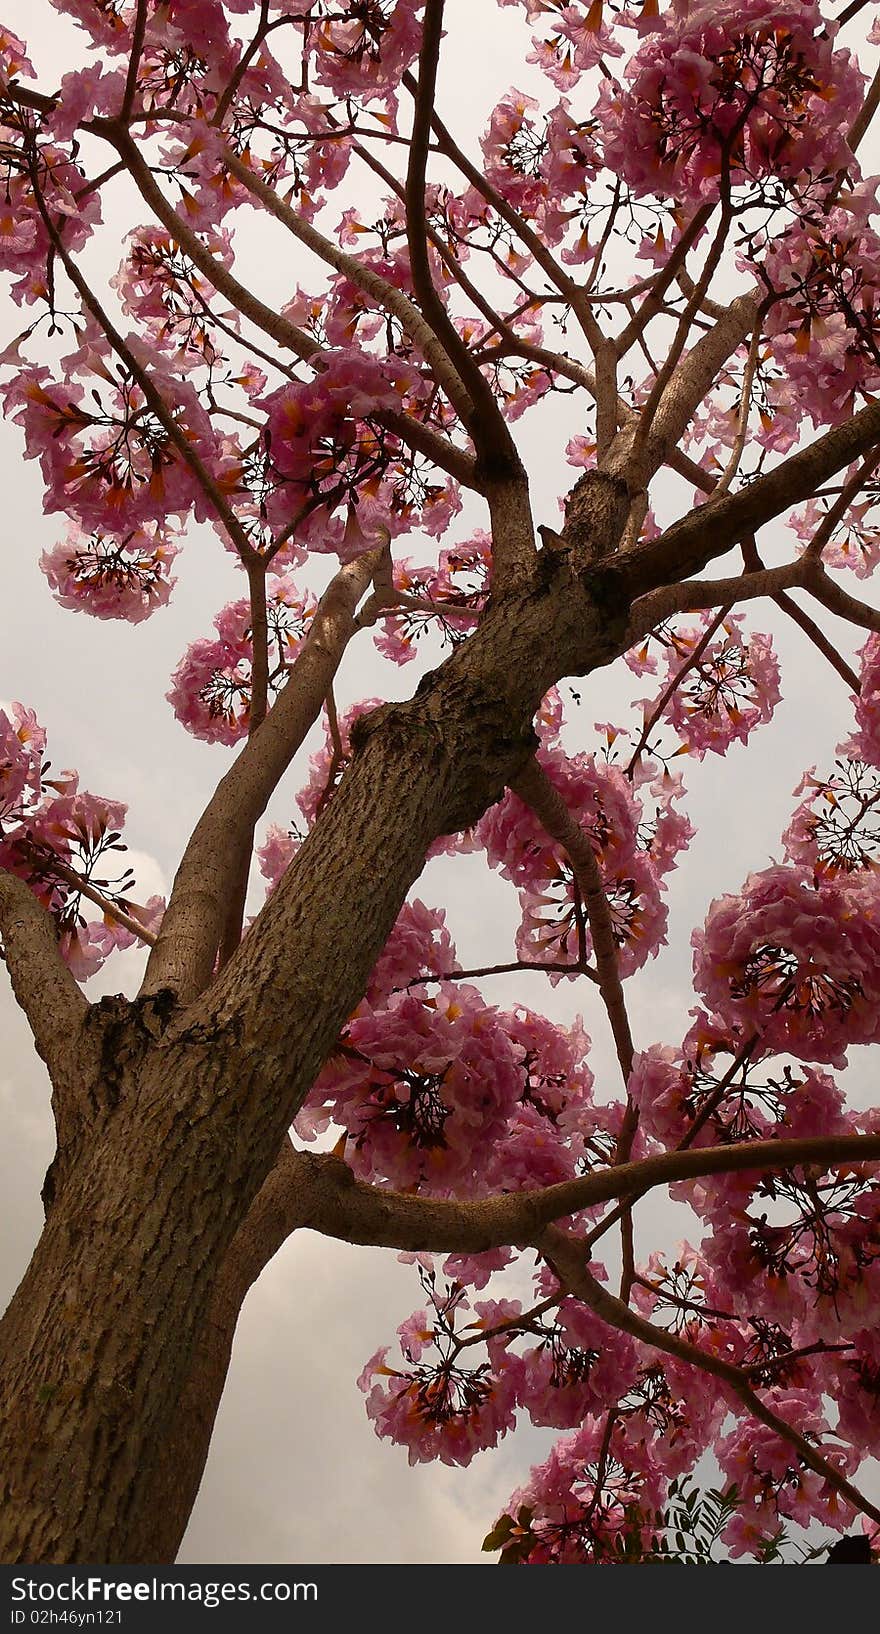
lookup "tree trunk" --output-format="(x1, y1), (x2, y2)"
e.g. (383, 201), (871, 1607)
(0, 498), (635, 1564)
(0, 1082), (240, 1561)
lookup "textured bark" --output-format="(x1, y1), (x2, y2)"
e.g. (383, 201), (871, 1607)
(131, 1144), (309, 1563)
(0, 486), (631, 1564)
(6, 28), (880, 1578)
(128, 1122), (880, 1561)
(0, 874), (89, 1083)
(2, 428), (875, 1562)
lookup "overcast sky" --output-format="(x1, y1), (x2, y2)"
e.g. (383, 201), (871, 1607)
(2, 2), (880, 1565)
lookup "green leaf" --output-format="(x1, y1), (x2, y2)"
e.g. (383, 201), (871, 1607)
(482, 1514), (515, 1552)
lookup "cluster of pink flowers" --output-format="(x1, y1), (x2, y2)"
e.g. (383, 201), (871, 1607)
(259, 347), (454, 558)
(358, 1280), (521, 1467)
(717, 1398), (857, 1555)
(300, 981), (526, 1191)
(0, 27), (104, 302)
(264, 349), (417, 482)
(0, 700), (162, 978)
(697, 1139), (880, 1342)
(788, 464), (880, 578)
(0, 701), (45, 828)
(480, 1234), (876, 1557)
(310, 0), (423, 102)
(480, 88), (599, 258)
(485, 1397), (706, 1563)
(476, 742), (688, 977)
(372, 531), (492, 666)
(168, 572), (317, 744)
(784, 753), (880, 878)
(760, 193), (880, 427)
(597, 2), (862, 206)
(112, 225), (237, 372)
(497, 0), (623, 93)
(49, 1), (288, 125)
(41, 523), (180, 622)
(693, 863), (880, 1067)
(3, 347), (221, 535)
(633, 613), (781, 760)
(621, 972), (880, 1431)
(781, 640), (880, 877)
(628, 1012), (839, 1149)
(359, 1284), (643, 1470)
(290, 885), (598, 1201)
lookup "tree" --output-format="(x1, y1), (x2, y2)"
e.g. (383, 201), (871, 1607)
(2, 0), (880, 1567)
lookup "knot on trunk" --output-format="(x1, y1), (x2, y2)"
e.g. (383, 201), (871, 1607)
(87, 988), (178, 1112)
(43, 989), (178, 1215)
(563, 470), (632, 565)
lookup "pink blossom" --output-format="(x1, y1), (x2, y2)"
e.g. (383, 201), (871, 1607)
(492, 1414), (666, 1564)
(0, 21), (34, 84)
(635, 613), (781, 760)
(256, 825), (300, 893)
(759, 192), (880, 427)
(0, 704), (44, 822)
(694, 863), (880, 1065)
(718, 1397), (857, 1549)
(168, 574), (316, 744)
(46, 65), (126, 140)
(298, 982), (524, 1191)
(365, 900), (458, 1006)
(311, 0), (423, 102)
(358, 1281), (519, 1466)
(854, 634), (880, 767)
(783, 753), (880, 877)
(788, 474), (880, 579)
(3, 353), (219, 532)
(41, 525), (179, 622)
(598, 2), (863, 206)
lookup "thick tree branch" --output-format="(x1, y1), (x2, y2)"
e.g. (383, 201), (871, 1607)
(229, 1134), (880, 1275)
(0, 871), (88, 1077)
(609, 292), (761, 491)
(618, 396), (880, 599)
(633, 202), (735, 448)
(807, 566), (880, 635)
(141, 550), (382, 1002)
(626, 559), (809, 641)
